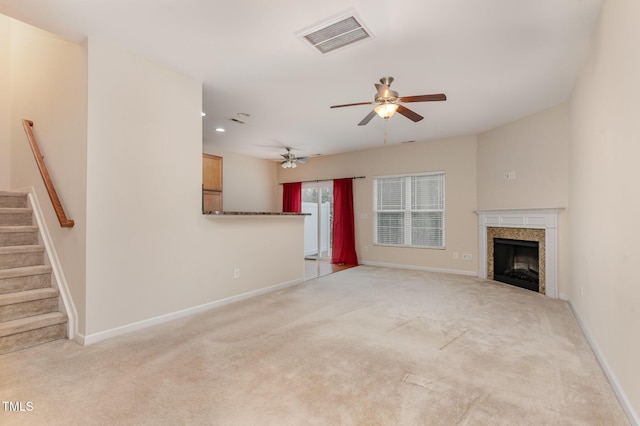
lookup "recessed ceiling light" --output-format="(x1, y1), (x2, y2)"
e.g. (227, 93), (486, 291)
(215, 127), (225, 132)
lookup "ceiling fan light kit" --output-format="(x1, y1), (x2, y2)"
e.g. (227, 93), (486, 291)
(374, 103), (399, 119)
(330, 76), (446, 126)
(280, 147), (308, 169)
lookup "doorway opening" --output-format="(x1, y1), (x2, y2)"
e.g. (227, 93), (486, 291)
(302, 182), (333, 260)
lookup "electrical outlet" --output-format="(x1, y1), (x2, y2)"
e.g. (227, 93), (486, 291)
(580, 286), (584, 299)
(503, 171), (516, 180)
(233, 268), (240, 279)
(463, 253), (473, 261)
(453, 251), (459, 259)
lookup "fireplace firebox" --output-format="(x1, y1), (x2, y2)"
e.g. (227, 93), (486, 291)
(493, 238), (539, 292)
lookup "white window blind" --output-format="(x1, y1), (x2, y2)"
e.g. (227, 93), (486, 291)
(373, 172), (445, 248)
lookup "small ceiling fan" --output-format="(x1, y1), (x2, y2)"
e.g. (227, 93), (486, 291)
(280, 147), (309, 169)
(330, 76), (446, 126)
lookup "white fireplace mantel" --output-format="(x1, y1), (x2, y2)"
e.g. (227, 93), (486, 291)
(476, 208), (563, 298)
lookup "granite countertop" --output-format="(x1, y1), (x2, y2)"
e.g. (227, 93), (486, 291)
(203, 211), (309, 216)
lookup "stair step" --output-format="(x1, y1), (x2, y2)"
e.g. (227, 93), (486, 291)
(0, 195), (65, 354)
(0, 311), (66, 337)
(0, 288), (59, 322)
(0, 245), (45, 269)
(0, 226), (39, 247)
(0, 287), (58, 306)
(0, 312), (67, 355)
(0, 208), (33, 226)
(0, 265), (52, 294)
(0, 192), (28, 208)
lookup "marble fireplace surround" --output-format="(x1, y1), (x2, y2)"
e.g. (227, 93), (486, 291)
(476, 209), (562, 298)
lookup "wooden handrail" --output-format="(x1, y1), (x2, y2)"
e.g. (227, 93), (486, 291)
(21, 119), (75, 228)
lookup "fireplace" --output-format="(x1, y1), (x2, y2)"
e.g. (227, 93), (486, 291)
(476, 209), (561, 298)
(493, 238), (539, 292)
(486, 227), (545, 294)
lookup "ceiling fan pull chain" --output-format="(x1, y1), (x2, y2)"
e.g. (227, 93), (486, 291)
(384, 120), (390, 143)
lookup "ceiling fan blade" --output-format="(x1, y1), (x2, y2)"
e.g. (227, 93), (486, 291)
(358, 110), (377, 126)
(330, 101), (374, 109)
(396, 105), (424, 122)
(296, 158), (309, 164)
(399, 93), (447, 103)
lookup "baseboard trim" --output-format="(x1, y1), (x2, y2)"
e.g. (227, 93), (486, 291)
(23, 187), (79, 341)
(82, 277), (304, 346)
(361, 261), (477, 277)
(72, 333), (86, 346)
(566, 297), (639, 426)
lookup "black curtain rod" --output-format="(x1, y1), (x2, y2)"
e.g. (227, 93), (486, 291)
(279, 176), (366, 185)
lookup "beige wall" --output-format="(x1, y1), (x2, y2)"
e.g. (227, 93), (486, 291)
(477, 103), (569, 210)
(277, 136), (478, 274)
(477, 103), (570, 295)
(3, 21), (304, 338)
(5, 7), (639, 417)
(569, 0), (640, 418)
(0, 16), (10, 188)
(5, 18), (88, 332)
(85, 38), (303, 336)
(202, 144), (278, 212)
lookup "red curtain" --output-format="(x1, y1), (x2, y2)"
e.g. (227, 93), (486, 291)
(282, 182), (302, 213)
(331, 178), (358, 265)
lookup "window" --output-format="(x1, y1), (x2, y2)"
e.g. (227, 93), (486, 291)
(373, 172), (445, 248)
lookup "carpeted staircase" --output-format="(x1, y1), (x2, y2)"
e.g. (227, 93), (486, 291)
(0, 191), (67, 355)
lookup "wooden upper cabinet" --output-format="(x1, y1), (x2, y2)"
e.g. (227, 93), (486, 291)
(203, 154), (222, 191)
(203, 154), (223, 212)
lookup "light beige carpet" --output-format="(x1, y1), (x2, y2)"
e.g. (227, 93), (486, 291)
(0, 266), (629, 425)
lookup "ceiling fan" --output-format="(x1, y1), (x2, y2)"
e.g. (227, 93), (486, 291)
(280, 147), (309, 169)
(330, 76), (446, 126)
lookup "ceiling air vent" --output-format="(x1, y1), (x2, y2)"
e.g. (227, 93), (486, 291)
(298, 13), (374, 55)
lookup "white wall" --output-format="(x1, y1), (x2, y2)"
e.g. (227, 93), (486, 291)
(569, 0), (640, 419)
(85, 38), (304, 336)
(277, 136), (478, 274)
(202, 144), (278, 212)
(5, 18), (88, 333)
(477, 103), (570, 295)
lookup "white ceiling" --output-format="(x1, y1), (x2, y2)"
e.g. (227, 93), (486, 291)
(1, 0), (603, 161)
